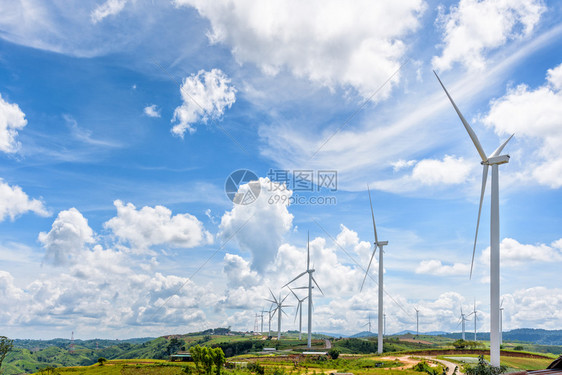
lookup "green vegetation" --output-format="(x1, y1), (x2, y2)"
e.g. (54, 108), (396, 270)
(465, 356), (506, 375)
(1, 336), (14, 373)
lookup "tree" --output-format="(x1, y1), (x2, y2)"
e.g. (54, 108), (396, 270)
(190, 345), (203, 372)
(97, 357), (107, 366)
(212, 347), (225, 375)
(327, 348), (340, 360)
(0, 336), (14, 373)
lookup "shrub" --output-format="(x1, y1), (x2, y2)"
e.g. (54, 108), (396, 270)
(328, 348), (340, 360)
(465, 355), (507, 375)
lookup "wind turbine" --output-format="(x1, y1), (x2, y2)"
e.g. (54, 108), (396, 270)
(414, 307), (420, 337)
(289, 287), (308, 340)
(259, 308), (268, 334)
(363, 313), (373, 333)
(360, 186), (388, 354)
(434, 71), (513, 367)
(457, 307), (469, 340)
(266, 290), (291, 340)
(283, 232), (324, 348)
(467, 301), (478, 341)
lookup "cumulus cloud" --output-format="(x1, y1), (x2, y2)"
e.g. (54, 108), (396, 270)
(171, 69), (236, 137)
(480, 237), (562, 267)
(0, 179), (49, 221)
(372, 155), (474, 193)
(104, 200), (213, 251)
(0, 93), (27, 153)
(219, 177), (293, 273)
(505, 287), (562, 330)
(144, 104), (161, 118)
(38, 208), (95, 266)
(482, 62), (562, 188)
(175, 0), (424, 100)
(415, 259), (471, 276)
(433, 0), (545, 71)
(91, 0), (129, 24)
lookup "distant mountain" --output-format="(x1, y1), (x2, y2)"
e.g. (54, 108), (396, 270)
(392, 330), (449, 336)
(441, 329), (562, 346)
(316, 332), (349, 338)
(349, 331), (377, 338)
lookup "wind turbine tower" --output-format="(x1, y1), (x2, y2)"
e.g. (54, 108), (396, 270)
(283, 232), (324, 348)
(434, 71), (513, 367)
(361, 186), (388, 354)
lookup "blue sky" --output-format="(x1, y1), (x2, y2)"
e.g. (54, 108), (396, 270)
(0, 0), (561, 340)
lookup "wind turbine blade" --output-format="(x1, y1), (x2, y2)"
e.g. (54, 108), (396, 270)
(490, 134), (514, 158)
(360, 248), (377, 292)
(311, 275), (324, 295)
(283, 271), (308, 288)
(294, 302), (300, 322)
(500, 298), (504, 308)
(269, 288), (278, 303)
(281, 293), (290, 304)
(265, 299), (276, 304)
(307, 231), (310, 271)
(289, 287), (299, 300)
(433, 71), (488, 162)
(367, 185), (379, 244)
(470, 164), (488, 279)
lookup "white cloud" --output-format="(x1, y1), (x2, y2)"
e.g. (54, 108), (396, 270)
(482, 62), (562, 188)
(0, 93), (27, 153)
(223, 253), (260, 289)
(219, 177), (293, 273)
(433, 0), (545, 71)
(104, 200), (213, 251)
(91, 0), (129, 24)
(392, 159), (417, 171)
(505, 287), (562, 330)
(175, 0), (425, 100)
(144, 104), (161, 118)
(38, 208), (95, 266)
(480, 237), (562, 267)
(0, 179), (49, 221)
(372, 155), (474, 193)
(415, 259), (471, 276)
(171, 69), (236, 137)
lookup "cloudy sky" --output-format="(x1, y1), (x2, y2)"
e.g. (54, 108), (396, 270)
(1, 0), (561, 340)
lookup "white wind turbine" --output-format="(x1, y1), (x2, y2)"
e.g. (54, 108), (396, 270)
(457, 307), (469, 340)
(414, 307), (420, 337)
(363, 313), (373, 333)
(289, 287), (308, 341)
(434, 71), (513, 367)
(283, 232), (324, 348)
(266, 289), (291, 340)
(467, 301), (478, 341)
(360, 186), (388, 354)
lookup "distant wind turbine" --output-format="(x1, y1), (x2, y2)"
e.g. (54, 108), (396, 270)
(457, 307), (469, 340)
(434, 71), (513, 367)
(289, 287), (308, 340)
(363, 313), (373, 333)
(360, 186), (388, 354)
(467, 301), (478, 341)
(266, 290), (291, 340)
(283, 232), (324, 348)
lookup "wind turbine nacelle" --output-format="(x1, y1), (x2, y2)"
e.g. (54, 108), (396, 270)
(484, 155), (510, 166)
(377, 241), (389, 246)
